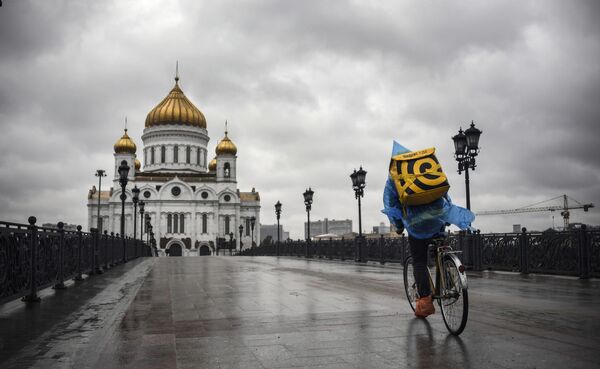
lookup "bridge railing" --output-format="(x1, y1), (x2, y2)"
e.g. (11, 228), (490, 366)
(239, 226), (598, 279)
(0, 216), (154, 305)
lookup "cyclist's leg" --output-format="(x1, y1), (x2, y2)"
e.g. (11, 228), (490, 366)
(408, 236), (431, 297)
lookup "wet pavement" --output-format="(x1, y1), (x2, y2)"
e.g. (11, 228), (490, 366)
(1, 256), (600, 369)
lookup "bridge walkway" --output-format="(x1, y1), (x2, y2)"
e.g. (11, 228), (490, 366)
(1, 256), (599, 368)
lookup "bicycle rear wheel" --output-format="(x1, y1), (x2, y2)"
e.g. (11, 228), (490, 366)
(403, 255), (418, 312)
(439, 256), (469, 335)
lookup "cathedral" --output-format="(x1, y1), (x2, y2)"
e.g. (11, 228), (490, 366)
(87, 74), (261, 256)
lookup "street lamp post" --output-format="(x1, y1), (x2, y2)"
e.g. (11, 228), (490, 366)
(118, 160), (130, 263)
(145, 214), (151, 244)
(146, 223), (154, 249)
(239, 224), (243, 251)
(132, 186), (140, 246)
(229, 232), (234, 256)
(350, 167), (367, 262)
(250, 216), (256, 248)
(95, 170), (106, 233)
(303, 188), (314, 258)
(275, 201), (282, 257)
(139, 200), (145, 243)
(452, 121), (482, 210)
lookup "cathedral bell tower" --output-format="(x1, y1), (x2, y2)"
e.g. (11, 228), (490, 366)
(215, 122), (237, 183)
(113, 128), (137, 182)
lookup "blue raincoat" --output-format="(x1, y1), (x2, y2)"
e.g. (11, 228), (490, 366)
(382, 141), (475, 239)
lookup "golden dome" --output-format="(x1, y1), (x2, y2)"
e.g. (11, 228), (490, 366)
(114, 129), (137, 154)
(216, 131), (237, 155)
(145, 77), (206, 128)
(208, 157), (217, 172)
(134, 158), (141, 171)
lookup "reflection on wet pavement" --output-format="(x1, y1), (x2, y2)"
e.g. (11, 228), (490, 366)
(2, 256), (600, 368)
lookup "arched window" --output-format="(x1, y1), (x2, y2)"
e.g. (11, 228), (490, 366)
(173, 214), (179, 233)
(186, 146), (191, 164)
(202, 213), (207, 234)
(173, 145), (179, 163)
(144, 149), (148, 166)
(167, 214), (172, 233)
(203, 150), (207, 166)
(225, 215), (230, 235)
(196, 148), (200, 165)
(180, 214), (185, 233)
(151, 147), (155, 164)
(161, 146), (166, 163)
(224, 162), (230, 178)
(245, 218), (250, 236)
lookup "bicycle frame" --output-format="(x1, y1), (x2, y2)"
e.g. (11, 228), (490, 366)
(427, 241), (468, 300)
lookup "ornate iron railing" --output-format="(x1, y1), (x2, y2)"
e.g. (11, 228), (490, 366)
(0, 217), (154, 305)
(240, 226), (598, 279)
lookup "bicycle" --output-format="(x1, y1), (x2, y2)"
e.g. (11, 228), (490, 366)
(403, 236), (469, 335)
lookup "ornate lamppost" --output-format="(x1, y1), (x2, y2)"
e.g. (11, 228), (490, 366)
(118, 160), (130, 262)
(303, 188), (314, 258)
(145, 214), (151, 244)
(275, 201), (282, 257)
(95, 170), (106, 233)
(452, 121), (482, 210)
(350, 167), (367, 262)
(239, 224), (244, 250)
(132, 186), (140, 243)
(150, 230), (156, 256)
(229, 232), (234, 256)
(250, 216), (256, 248)
(138, 200), (145, 242)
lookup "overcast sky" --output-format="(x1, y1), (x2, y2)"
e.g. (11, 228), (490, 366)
(0, 0), (599, 238)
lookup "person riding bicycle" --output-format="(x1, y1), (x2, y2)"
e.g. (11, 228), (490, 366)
(382, 141), (474, 318)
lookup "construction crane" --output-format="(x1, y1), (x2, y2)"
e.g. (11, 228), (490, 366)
(476, 194), (594, 230)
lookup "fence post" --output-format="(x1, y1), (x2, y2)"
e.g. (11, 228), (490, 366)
(23, 216), (41, 303)
(464, 231), (473, 268)
(91, 228), (103, 274)
(103, 231), (110, 270)
(379, 235), (385, 265)
(520, 227), (529, 274)
(401, 234), (406, 263)
(74, 225), (84, 281)
(110, 232), (115, 265)
(473, 230), (483, 271)
(53, 222), (67, 290)
(305, 239), (310, 258)
(122, 234), (127, 263)
(89, 228), (97, 274)
(577, 225), (590, 279)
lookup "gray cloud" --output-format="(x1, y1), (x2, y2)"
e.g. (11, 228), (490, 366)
(0, 0), (599, 236)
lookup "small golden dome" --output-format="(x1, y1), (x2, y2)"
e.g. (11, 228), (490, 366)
(135, 158), (141, 171)
(216, 131), (237, 155)
(114, 129), (137, 154)
(145, 78), (206, 128)
(208, 158), (217, 172)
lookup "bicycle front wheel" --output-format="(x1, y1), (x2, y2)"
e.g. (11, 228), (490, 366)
(403, 255), (418, 312)
(439, 256), (469, 335)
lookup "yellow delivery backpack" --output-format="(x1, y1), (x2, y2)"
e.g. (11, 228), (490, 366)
(389, 147), (450, 207)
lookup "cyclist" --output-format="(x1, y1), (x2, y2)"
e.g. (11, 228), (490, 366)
(382, 142), (474, 318)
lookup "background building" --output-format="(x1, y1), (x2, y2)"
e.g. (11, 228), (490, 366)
(87, 74), (260, 256)
(372, 222), (391, 234)
(304, 218), (352, 239)
(260, 224), (290, 243)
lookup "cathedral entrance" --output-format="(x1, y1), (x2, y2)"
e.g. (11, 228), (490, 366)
(199, 245), (211, 256)
(168, 243), (183, 257)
